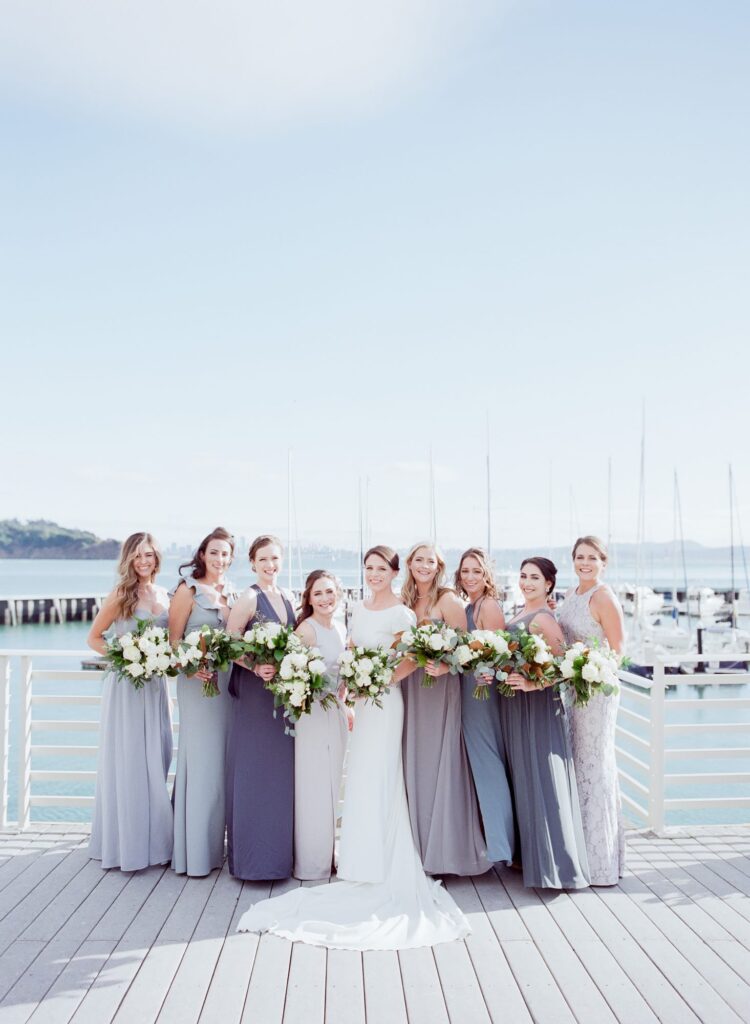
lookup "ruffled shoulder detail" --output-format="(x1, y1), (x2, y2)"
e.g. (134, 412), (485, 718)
(168, 573), (238, 610)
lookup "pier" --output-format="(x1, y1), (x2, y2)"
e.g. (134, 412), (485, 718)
(0, 596), (105, 626)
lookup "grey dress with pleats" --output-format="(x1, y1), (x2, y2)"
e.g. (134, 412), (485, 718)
(401, 621), (490, 876)
(171, 575), (237, 877)
(89, 596), (173, 871)
(460, 601), (515, 864)
(499, 608), (590, 889)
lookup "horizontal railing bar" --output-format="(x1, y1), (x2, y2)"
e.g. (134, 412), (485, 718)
(30, 770), (96, 783)
(665, 772), (750, 785)
(620, 688), (650, 704)
(32, 695), (101, 706)
(31, 721), (99, 732)
(615, 746), (649, 773)
(615, 726), (651, 753)
(617, 769), (650, 798)
(618, 707), (651, 727)
(28, 795), (94, 807)
(32, 745), (99, 757)
(663, 797), (750, 809)
(0, 650), (94, 657)
(665, 698), (750, 710)
(665, 722), (750, 735)
(32, 670), (105, 682)
(665, 747), (750, 759)
(620, 792), (648, 818)
(619, 672), (654, 689)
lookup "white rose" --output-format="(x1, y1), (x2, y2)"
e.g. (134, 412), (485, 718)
(428, 634), (445, 651)
(358, 657), (374, 675)
(560, 659), (575, 679)
(381, 668), (393, 685)
(118, 633), (134, 649)
(145, 656), (159, 675)
(126, 662), (145, 678)
(444, 628), (457, 643)
(581, 662), (600, 683)
(289, 683), (307, 707)
(368, 684), (379, 696)
(138, 638), (157, 656)
(492, 636), (509, 656)
(266, 622), (283, 638)
(122, 646), (141, 662)
(455, 645), (474, 666)
(290, 652), (308, 670)
(308, 659), (326, 676)
(185, 631), (201, 646)
(156, 653), (172, 671)
(339, 650), (355, 665)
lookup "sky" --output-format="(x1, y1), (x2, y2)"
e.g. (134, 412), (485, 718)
(1, 0), (749, 551)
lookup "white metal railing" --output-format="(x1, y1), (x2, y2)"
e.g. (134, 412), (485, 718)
(616, 654), (750, 833)
(1, 649), (749, 831)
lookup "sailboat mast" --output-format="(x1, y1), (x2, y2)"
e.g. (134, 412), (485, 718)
(675, 470), (691, 634)
(486, 414), (491, 556)
(358, 477), (364, 597)
(287, 449), (293, 591)
(429, 448), (437, 543)
(730, 464), (737, 629)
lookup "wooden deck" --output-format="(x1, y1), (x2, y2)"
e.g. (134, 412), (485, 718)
(0, 827), (748, 1024)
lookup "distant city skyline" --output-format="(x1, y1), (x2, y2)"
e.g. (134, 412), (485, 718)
(2, 1), (748, 549)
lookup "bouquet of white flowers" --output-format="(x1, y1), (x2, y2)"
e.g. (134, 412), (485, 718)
(241, 620), (294, 668)
(338, 646), (395, 709)
(176, 626), (247, 697)
(104, 619), (178, 690)
(557, 641), (622, 707)
(502, 624), (558, 697)
(265, 634), (337, 729)
(395, 622), (466, 685)
(465, 629), (518, 699)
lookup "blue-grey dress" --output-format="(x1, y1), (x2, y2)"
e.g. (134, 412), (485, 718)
(171, 575), (238, 877)
(499, 609), (590, 889)
(226, 586), (296, 880)
(89, 596), (173, 871)
(461, 601), (515, 864)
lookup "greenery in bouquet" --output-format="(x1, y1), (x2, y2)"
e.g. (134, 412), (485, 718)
(557, 641), (622, 707)
(338, 646), (395, 709)
(241, 620), (294, 667)
(176, 625), (246, 697)
(395, 622), (467, 685)
(465, 629), (518, 700)
(266, 634), (337, 731)
(500, 624), (558, 698)
(105, 619), (178, 690)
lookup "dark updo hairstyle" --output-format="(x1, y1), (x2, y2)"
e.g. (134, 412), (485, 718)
(179, 527), (235, 581)
(520, 556), (557, 596)
(364, 544), (400, 572)
(248, 534), (284, 566)
(297, 569), (342, 625)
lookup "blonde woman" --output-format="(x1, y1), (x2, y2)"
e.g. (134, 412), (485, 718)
(557, 536), (625, 885)
(88, 533), (173, 872)
(400, 542), (488, 876)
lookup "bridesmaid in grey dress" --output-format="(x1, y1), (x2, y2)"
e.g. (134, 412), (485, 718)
(88, 532), (173, 871)
(455, 548), (515, 864)
(169, 527), (238, 877)
(292, 570), (349, 880)
(400, 542), (489, 876)
(558, 535), (626, 885)
(500, 557), (589, 889)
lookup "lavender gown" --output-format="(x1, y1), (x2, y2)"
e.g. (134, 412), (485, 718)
(226, 586), (296, 880)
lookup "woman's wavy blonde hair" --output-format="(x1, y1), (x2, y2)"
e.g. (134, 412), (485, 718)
(453, 547), (498, 601)
(115, 532), (162, 619)
(401, 541), (451, 614)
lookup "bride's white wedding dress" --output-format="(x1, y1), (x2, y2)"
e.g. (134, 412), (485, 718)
(236, 602), (470, 950)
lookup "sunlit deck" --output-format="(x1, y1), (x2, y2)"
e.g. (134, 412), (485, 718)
(0, 826), (748, 1024)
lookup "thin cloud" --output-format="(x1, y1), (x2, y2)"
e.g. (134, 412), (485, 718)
(0, 0), (497, 130)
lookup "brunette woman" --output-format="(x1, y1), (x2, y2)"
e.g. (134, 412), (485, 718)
(88, 533), (173, 871)
(293, 570), (349, 880)
(557, 536), (626, 885)
(169, 527), (238, 876)
(455, 547), (515, 864)
(400, 542), (488, 876)
(501, 557), (589, 889)
(225, 535), (296, 880)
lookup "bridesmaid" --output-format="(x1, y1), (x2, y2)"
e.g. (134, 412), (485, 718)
(455, 547), (515, 865)
(292, 570), (349, 880)
(169, 527), (238, 877)
(557, 535), (626, 885)
(225, 535), (296, 880)
(501, 557), (590, 889)
(88, 532), (173, 871)
(400, 542), (489, 876)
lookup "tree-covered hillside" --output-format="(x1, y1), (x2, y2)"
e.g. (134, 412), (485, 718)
(0, 520), (120, 559)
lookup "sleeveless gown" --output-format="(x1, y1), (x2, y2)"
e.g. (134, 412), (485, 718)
(293, 618), (348, 880)
(499, 609), (590, 889)
(557, 584), (626, 885)
(89, 595), (173, 871)
(401, 620), (489, 876)
(226, 586), (296, 880)
(460, 601), (515, 863)
(236, 602), (470, 950)
(171, 575), (237, 876)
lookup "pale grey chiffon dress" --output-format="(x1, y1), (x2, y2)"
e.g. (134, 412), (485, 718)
(558, 584), (626, 885)
(293, 619), (349, 880)
(499, 609), (590, 889)
(401, 621), (489, 876)
(89, 594), (173, 872)
(171, 575), (237, 876)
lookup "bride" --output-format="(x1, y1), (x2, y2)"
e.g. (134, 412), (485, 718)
(236, 544), (470, 950)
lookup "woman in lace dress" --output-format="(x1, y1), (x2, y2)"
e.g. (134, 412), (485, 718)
(557, 536), (626, 885)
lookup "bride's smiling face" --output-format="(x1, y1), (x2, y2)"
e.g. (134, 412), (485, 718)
(365, 555), (396, 594)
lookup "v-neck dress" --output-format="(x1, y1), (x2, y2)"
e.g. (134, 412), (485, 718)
(226, 585), (296, 880)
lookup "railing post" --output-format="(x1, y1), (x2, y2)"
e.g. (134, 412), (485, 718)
(649, 658), (666, 835)
(18, 655), (32, 829)
(0, 656), (9, 827)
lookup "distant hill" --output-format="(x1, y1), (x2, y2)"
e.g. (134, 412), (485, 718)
(0, 520), (121, 559)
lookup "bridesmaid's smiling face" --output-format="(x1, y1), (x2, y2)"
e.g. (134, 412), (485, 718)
(519, 564), (549, 604)
(310, 576), (339, 616)
(409, 547), (439, 587)
(365, 555), (397, 594)
(253, 543), (283, 586)
(458, 555), (486, 601)
(573, 543), (605, 584)
(203, 540), (233, 581)
(133, 543), (157, 580)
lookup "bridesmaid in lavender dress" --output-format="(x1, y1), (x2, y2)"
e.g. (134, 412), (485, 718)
(225, 535), (296, 880)
(292, 570), (349, 880)
(88, 532), (173, 872)
(400, 542), (489, 876)
(557, 535), (626, 886)
(169, 527), (238, 877)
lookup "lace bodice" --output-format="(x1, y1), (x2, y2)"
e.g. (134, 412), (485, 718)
(557, 585), (606, 646)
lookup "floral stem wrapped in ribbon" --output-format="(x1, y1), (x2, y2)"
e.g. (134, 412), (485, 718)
(395, 621), (466, 686)
(465, 629), (518, 700)
(104, 619), (178, 690)
(557, 641), (622, 707)
(266, 634), (337, 732)
(338, 646), (395, 709)
(176, 626), (247, 697)
(499, 624), (557, 698)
